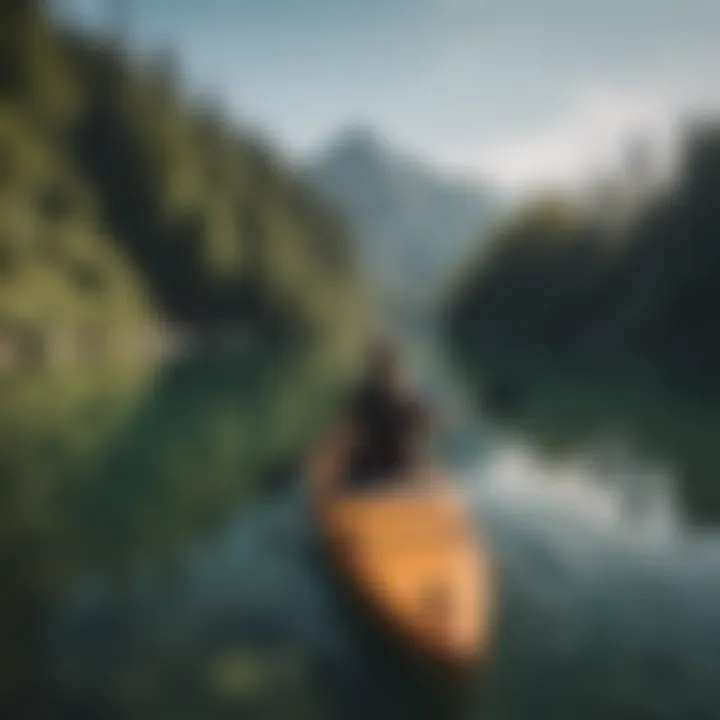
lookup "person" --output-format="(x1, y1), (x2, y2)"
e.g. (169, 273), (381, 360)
(343, 344), (434, 491)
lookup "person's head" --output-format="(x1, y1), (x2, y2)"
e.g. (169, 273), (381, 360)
(366, 341), (405, 391)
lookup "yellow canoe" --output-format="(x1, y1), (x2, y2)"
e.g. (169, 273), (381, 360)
(310, 426), (493, 672)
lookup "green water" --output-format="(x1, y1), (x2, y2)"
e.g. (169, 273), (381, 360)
(3, 349), (720, 719)
(466, 352), (720, 524)
(0, 349), (343, 718)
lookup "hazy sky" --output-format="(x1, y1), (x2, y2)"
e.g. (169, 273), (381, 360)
(54, 0), (720, 194)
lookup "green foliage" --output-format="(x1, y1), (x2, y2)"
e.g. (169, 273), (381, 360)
(446, 125), (720, 378)
(0, 1), (362, 363)
(0, 101), (150, 341)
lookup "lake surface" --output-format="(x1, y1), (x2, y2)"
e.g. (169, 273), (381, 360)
(3, 345), (720, 719)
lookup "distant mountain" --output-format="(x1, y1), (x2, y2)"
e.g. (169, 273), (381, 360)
(306, 127), (494, 311)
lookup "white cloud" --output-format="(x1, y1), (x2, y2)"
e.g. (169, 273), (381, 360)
(440, 81), (720, 198)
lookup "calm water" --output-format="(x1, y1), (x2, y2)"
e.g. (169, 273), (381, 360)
(4, 347), (720, 718)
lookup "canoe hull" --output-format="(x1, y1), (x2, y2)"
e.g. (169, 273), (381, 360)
(310, 433), (492, 672)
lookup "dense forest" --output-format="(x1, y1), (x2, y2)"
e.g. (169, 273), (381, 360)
(445, 124), (720, 382)
(0, 0), (363, 367)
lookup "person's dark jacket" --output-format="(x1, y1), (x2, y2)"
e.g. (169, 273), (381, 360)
(345, 381), (430, 488)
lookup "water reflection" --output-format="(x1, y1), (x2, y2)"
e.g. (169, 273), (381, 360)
(471, 357), (720, 524)
(476, 486), (720, 720)
(46, 441), (720, 720)
(0, 350), (342, 718)
(49, 487), (479, 720)
(48, 494), (336, 719)
(477, 441), (680, 540)
(0, 361), (156, 716)
(6, 347), (720, 719)
(458, 354), (720, 719)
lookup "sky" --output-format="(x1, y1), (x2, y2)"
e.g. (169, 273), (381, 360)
(53, 0), (720, 196)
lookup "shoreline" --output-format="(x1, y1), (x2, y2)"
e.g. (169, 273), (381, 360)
(0, 323), (191, 374)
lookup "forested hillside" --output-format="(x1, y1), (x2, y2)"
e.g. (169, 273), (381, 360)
(445, 125), (720, 380)
(0, 0), (362, 365)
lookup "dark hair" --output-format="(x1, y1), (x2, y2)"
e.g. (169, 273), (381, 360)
(366, 340), (399, 378)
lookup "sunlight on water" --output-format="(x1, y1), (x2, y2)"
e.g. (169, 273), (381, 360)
(459, 438), (720, 719)
(470, 439), (682, 541)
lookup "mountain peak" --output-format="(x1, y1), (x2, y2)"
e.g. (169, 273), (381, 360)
(317, 125), (393, 168)
(307, 129), (495, 306)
